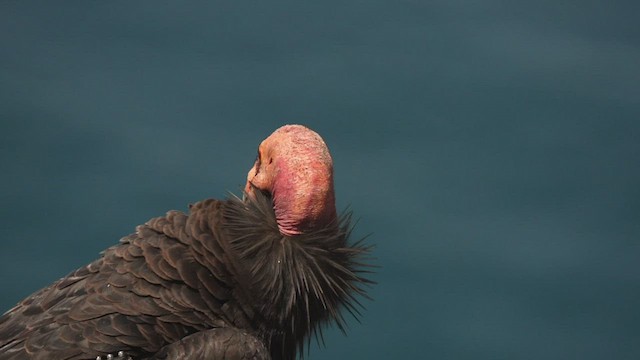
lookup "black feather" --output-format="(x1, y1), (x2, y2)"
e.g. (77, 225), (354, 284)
(223, 190), (373, 360)
(0, 190), (373, 360)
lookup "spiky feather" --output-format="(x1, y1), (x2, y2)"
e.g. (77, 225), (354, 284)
(224, 190), (373, 360)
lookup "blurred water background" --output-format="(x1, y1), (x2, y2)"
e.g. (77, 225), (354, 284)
(1, 2), (639, 359)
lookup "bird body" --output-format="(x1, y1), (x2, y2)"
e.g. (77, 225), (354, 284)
(0, 125), (371, 360)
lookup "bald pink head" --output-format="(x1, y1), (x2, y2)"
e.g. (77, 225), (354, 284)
(245, 125), (337, 236)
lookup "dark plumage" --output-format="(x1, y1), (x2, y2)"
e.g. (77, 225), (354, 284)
(0, 125), (372, 360)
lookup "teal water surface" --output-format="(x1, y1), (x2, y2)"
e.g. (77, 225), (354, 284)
(1, 2), (639, 359)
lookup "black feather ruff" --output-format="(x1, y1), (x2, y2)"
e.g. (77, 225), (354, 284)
(222, 190), (374, 360)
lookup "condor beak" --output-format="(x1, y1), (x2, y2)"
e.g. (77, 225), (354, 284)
(243, 160), (259, 202)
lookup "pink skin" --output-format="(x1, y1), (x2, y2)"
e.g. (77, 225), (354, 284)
(245, 125), (337, 236)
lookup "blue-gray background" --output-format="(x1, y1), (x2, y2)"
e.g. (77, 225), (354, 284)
(1, 2), (639, 359)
